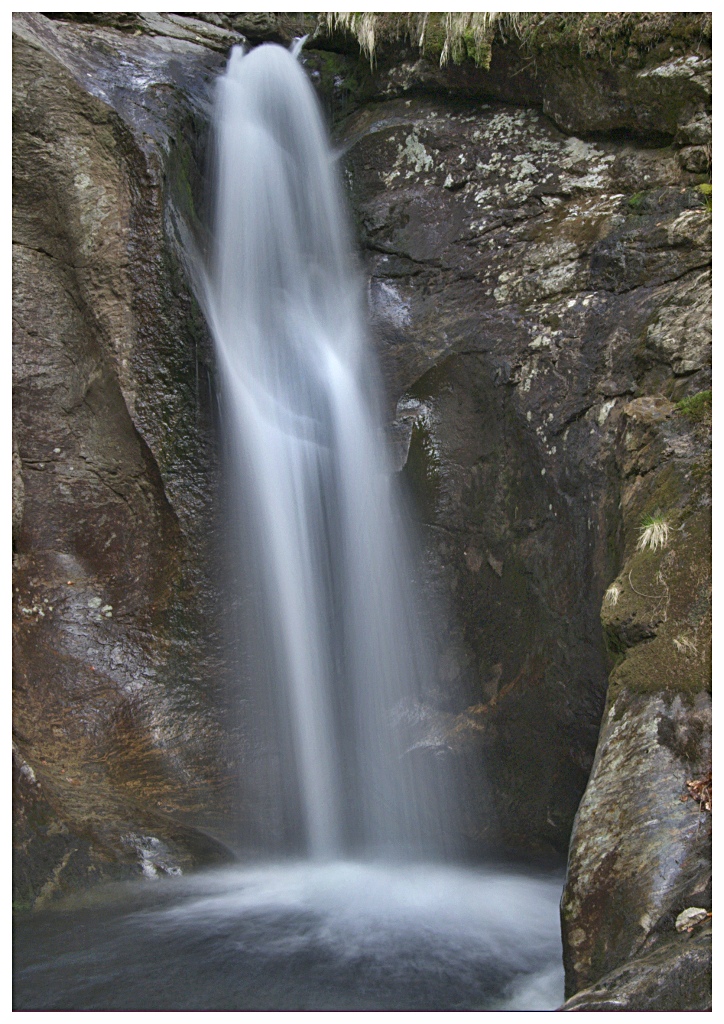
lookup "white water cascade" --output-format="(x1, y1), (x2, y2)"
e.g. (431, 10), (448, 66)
(12, 42), (568, 1013)
(204, 42), (454, 860)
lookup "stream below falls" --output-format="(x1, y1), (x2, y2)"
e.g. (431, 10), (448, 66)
(13, 860), (564, 1011)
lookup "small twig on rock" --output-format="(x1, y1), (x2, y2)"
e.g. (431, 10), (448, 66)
(627, 569), (665, 600)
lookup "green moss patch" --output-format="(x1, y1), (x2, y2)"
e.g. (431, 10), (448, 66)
(604, 503), (711, 707)
(676, 389), (711, 424)
(607, 632), (710, 706)
(696, 183), (712, 212)
(503, 12), (711, 64)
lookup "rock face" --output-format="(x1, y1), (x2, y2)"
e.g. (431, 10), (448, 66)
(12, 13), (239, 905)
(560, 922), (711, 1012)
(333, 92), (711, 861)
(559, 386), (711, 1005)
(13, 11), (711, 1012)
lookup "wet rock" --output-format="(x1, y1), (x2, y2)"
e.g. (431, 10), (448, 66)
(228, 13), (314, 46)
(338, 85), (710, 861)
(560, 692), (710, 993)
(560, 925), (711, 1011)
(12, 13), (237, 907)
(12, 441), (25, 547)
(134, 13), (242, 51)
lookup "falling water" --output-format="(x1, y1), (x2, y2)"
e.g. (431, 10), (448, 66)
(204, 42), (454, 860)
(12, 43), (567, 1011)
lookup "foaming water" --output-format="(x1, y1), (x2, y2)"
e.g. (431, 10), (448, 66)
(204, 41), (457, 858)
(13, 862), (565, 1010)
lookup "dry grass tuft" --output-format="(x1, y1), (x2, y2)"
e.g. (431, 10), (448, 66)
(636, 515), (670, 553)
(319, 12), (512, 68)
(682, 770), (711, 812)
(320, 13), (425, 66)
(320, 12), (711, 68)
(673, 635), (698, 656)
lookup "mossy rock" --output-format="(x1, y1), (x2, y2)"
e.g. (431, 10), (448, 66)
(696, 183), (712, 212)
(676, 389), (711, 424)
(604, 501), (711, 707)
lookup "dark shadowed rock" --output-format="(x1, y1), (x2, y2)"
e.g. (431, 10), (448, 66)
(336, 90), (710, 864)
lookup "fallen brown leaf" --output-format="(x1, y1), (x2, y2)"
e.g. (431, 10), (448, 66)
(683, 770), (712, 812)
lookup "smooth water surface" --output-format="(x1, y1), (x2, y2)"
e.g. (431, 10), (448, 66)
(14, 861), (564, 1011)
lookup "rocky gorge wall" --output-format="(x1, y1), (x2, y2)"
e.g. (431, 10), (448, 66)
(12, 12), (711, 1011)
(12, 11), (238, 901)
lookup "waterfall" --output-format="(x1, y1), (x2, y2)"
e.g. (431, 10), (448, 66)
(203, 43), (455, 860)
(13, 41), (567, 1013)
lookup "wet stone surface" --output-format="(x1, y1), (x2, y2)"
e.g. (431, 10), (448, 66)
(13, 13), (240, 906)
(335, 92), (710, 861)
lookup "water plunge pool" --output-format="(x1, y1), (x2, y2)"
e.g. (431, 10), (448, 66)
(14, 860), (564, 1010)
